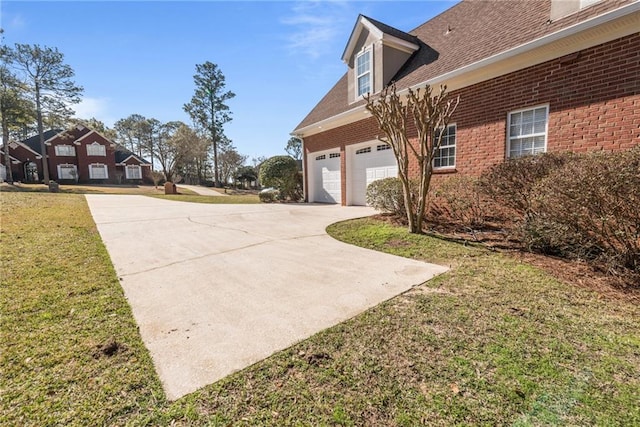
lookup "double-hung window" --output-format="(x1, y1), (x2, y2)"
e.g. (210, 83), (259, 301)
(58, 164), (77, 180)
(55, 145), (76, 157)
(356, 49), (371, 97)
(507, 106), (548, 158)
(125, 165), (142, 179)
(434, 124), (456, 169)
(87, 143), (106, 156)
(89, 163), (108, 179)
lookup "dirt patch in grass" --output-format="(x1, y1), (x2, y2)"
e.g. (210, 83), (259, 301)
(93, 339), (127, 359)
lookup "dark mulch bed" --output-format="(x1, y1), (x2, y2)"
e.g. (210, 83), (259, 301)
(374, 213), (640, 304)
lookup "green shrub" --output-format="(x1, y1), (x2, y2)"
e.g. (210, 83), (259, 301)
(258, 189), (278, 203)
(259, 156), (301, 201)
(366, 177), (407, 216)
(429, 176), (492, 228)
(530, 148), (640, 272)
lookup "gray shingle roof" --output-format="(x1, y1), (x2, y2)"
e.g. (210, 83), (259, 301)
(21, 129), (63, 154)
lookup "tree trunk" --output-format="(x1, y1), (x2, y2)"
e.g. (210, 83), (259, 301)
(2, 114), (14, 184)
(35, 82), (50, 185)
(212, 137), (219, 186)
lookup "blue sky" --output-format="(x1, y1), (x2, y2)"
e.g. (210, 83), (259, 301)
(2, 1), (455, 160)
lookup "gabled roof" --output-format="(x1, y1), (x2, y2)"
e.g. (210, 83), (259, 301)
(0, 149), (21, 164)
(341, 14), (419, 63)
(295, 0), (638, 132)
(22, 129), (63, 154)
(74, 128), (117, 147)
(114, 145), (151, 165)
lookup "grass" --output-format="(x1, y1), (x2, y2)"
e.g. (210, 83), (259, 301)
(2, 195), (638, 425)
(0, 182), (263, 202)
(0, 192), (164, 425)
(0, 182), (193, 195)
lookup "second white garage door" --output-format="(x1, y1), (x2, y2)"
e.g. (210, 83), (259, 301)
(310, 152), (341, 204)
(350, 143), (398, 206)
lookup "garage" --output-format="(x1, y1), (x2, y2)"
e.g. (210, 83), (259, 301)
(349, 143), (398, 205)
(309, 151), (341, 204)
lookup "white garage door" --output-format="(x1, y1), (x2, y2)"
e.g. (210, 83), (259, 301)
(350, 144), (397, 206)
(310, 152), (341, 204)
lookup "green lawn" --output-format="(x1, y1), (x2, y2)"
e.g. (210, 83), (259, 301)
(0, 182), (263, 202)
(2, 194), (638, 425)
(0, 182), (190, 195)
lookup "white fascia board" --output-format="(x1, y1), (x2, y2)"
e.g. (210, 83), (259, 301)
(342, 16), (384, 63)
(75, 128), (117, 147)
(43, 130), (64, 145)
(295, 105), (372, 137)
(380, 34), (419, 54)
(15, 141), (44, 159)
(298, 1), (640, 137)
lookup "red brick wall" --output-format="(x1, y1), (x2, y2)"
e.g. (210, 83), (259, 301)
(74, 133), (117, 182)
(303, 33), (640, 201)
(45, 128), (118, 182)
(1, 145), (43, 182)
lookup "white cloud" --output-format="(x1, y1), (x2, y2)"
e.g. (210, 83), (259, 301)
(281, 1), (352, 60)
(72, 97), (115, 127)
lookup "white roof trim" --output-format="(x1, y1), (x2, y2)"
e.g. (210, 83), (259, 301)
(0, 149), (21, 164)
(381, 34), (419, 55)
(118, 154), (147, 164)
(75, 128), (117, 147)
(342, 15), (417, 63)
(296, 1), (640, 136)
(44, 131), (64, 145)
(7, 140), (45, 159)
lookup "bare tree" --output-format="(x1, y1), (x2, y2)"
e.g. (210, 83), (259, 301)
(170, 124), (210, 184)
(151, 120), (183, 182)
(10, 44), (83, 184)
(218, 145), (246, 185)
(365, 83), (459, 233)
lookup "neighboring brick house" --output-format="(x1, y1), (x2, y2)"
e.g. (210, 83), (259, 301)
(292, 0), (640, 205)
(0, 131), (49, 183)
(0, 125), (152, 184)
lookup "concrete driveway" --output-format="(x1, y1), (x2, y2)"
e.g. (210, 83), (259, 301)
(86, 195), (448, 400)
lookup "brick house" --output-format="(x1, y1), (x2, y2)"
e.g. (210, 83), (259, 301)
(0, 125), (152, 184)
(292, 0), (640, 205)
(0, 131), (49, 183)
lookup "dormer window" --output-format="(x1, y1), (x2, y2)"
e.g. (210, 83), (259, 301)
(356, 48), (372, 97)
(87, 142), (106, 156)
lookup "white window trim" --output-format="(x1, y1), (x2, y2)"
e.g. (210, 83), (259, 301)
(506, 105), (549, 159)
(125, 164), (142, 180)
(433, 123), (457, 169)
(57, 164), (77, 180)
(55, 144), (76, 157)
(355, 47), (372, 99)
(89, 163), (109, 180)
(86, 142), (106, 156)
